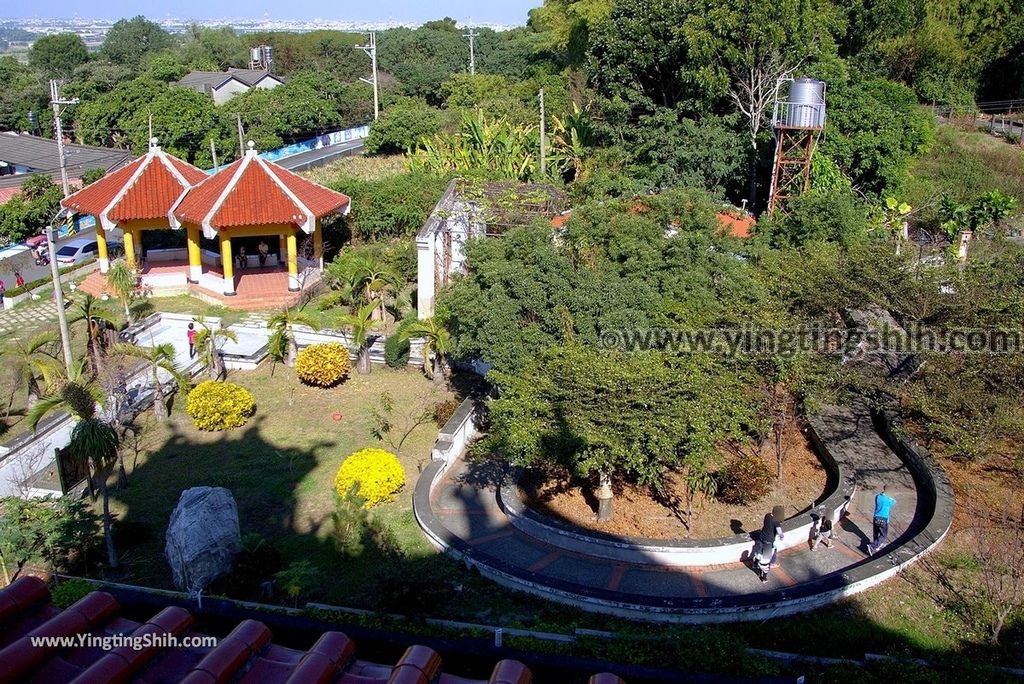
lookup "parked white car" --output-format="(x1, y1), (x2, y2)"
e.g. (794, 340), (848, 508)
(54, 238), (122, 266)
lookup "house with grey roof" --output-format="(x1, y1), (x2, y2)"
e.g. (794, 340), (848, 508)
(0, 132), (135, 203)
(175, 68), (285, 105)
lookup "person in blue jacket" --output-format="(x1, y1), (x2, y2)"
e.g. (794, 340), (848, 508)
(868, 484), (896, 555)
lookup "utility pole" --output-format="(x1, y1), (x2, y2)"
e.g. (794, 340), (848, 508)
(539, 88), (546, 177)
(148, 111), (153, 144)
(210, 138), (219, 172)
(47, 79), (78, 375)
(49, 79), (77, 197)
(236, 113), (245, 157)
(356, 32), (379, 121)
(462, 28), (479, 75)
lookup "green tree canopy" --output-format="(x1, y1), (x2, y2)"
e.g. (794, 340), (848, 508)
(28, 33), (89, 78)
(101, 16), (174, 66)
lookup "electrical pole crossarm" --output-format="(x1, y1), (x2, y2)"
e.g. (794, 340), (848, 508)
(462, 29), (479, 75)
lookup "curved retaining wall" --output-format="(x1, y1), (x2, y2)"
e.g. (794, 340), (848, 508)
(497, 419), (855, 566)
(413, 401), (955, 623)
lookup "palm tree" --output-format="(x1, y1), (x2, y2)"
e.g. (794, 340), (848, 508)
(339, 302), (377, 375)
(112, 341), (190, 421)
(106, 258), (138, 323)
(69, 294), (118, 375)
(26, 358), (102, 431)
(3, 331), (61, 412)
(401, 317), (452, 385)
(267, 306), (320, 367)
(69, 415), (121, 571)
(25, 359), (122, 570)
(343, 255), (400, 322)
(193, 315), (238, 380)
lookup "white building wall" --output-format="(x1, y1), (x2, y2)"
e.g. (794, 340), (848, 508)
(211, 79), (252, 105)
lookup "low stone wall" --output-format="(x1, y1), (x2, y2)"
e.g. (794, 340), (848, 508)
(414, 397), (480, 553)
(2, 261), (99, 310)
(412, 404), (955, 623)
(496, 418), (855, 567)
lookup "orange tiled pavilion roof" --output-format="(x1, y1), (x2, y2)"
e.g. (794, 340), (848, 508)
(172, 142), (350, 239)
(61, 139), (207, 230)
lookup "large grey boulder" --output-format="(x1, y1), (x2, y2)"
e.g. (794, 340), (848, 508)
(165, 486), (240, 592)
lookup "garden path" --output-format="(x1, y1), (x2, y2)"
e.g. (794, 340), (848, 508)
(422, 403), (927, 618)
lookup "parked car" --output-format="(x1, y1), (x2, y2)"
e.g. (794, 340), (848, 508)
(54, 238), (123, 266)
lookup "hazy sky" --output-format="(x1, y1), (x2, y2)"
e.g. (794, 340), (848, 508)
(2, 0), (542, 25)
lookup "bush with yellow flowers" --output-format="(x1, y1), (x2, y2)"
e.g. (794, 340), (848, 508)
(334, 448), (405, 507)
(295, 342), (351, 387)
(186, 380), (255, 431)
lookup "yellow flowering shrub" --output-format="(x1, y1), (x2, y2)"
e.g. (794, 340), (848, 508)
(186, 380), (255, 431)
(334, 448), (405, 507)
(296, 343), (351, 388)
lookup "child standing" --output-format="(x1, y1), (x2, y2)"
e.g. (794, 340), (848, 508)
(187, 322), (197, 359)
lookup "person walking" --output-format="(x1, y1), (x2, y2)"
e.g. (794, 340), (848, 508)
(14, 271), (24, 289)
(811, 514), (835, 550)
(754, 507), (784, 583)
(187, 322), (197, 359)
(0, 278), (5, 308)
(867, 484), (896, 555)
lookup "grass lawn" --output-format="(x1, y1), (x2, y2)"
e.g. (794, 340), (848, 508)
(104, 362), (458, 607)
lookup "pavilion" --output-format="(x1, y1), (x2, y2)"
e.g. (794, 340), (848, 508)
(61, 138), (207, 274)
(170, 141), (350, 297)
(66, 139), (350, 307)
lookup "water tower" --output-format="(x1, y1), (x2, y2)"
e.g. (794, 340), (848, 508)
(249, 45), (274, 71)
(767, 77), (826, 218)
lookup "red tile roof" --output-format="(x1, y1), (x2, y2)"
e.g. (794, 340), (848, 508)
(716, 211), (755, 239)
(0, 577), (627, 684)
(173, 147), (350, 233)
(61, 145), (206, 227)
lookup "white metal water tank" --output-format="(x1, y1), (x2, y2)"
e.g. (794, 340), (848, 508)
(261, 45), (274, 66)
(785, 78), (826, 128)
(249, 47), (262, 64)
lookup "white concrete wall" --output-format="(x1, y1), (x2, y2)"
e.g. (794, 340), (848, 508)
(211, 79), (251, 105)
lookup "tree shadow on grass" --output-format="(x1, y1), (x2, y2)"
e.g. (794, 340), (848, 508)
(105, 407), (507, 617)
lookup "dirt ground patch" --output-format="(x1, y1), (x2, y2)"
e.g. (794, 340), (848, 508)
(521, 421), (827, 539)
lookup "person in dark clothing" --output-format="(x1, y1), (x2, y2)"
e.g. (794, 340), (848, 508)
(754, 507), (785, 583)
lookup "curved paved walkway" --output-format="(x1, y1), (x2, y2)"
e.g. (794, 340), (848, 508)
(417, 402), (942, 622)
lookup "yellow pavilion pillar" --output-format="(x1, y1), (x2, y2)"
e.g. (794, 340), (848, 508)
(95, 219), (109, 273)
(286, 228), (299, 292)
(122, 226), (137, 269)
(313, 224), (323, 271)
(220, 233), (235, 296)
(186, 224), (202, 283)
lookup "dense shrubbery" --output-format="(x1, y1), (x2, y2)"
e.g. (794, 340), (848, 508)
(384, 316), (417, 368)
(51, 579), (95, 608)
(432, 399), (460, 427)
(185, 381), (255, 431)
(334, 448), (405, 507)
(717, 454), (775, 505)
(295, 343), (351, 387)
